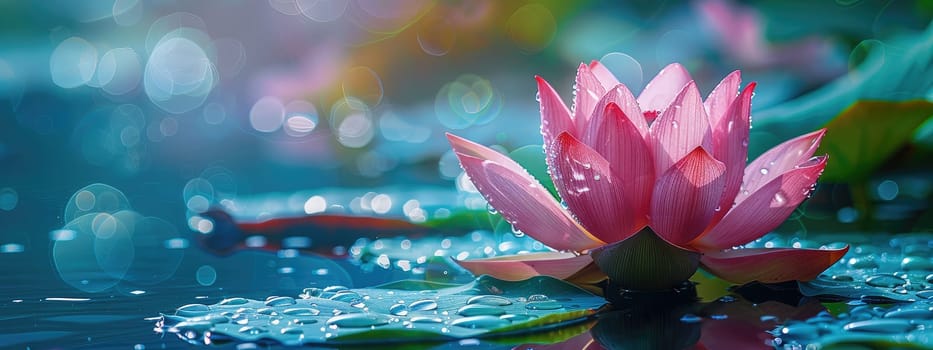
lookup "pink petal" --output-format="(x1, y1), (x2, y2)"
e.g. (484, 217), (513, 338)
(589, 60), (620, 90)
(637, 63), (693, 116)
(709, 83), (755, 226)
(582, 103), (653, 229)
(549, 132), (639, 243)
(692, 155), (826, 250)
(736, 129), (825, 205)
(573, 63), (608, 131)
(650, 81), (713, 175)
(704, 70), (742, 128)
(453, 252), (594, 281)
(447, 133), (527, 175)
(700, 246), (849, 284)
(447, 134), (603, 251)
(536, 76), (575, 153)
(650, 147), (726, 246)
(585, 83), (649, 140)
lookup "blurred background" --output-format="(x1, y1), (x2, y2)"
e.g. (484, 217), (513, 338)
(1, 0), (933, 294)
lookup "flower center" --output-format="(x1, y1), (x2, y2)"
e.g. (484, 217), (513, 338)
(643, 110), (660, 123)
(590, 228), (700, 291)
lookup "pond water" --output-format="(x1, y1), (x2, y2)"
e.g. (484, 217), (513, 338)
(2, 186), (931, 349)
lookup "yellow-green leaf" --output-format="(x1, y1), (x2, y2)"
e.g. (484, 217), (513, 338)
(817, 100), (933, 182)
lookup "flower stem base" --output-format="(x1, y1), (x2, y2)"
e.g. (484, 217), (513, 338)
(591, 228), (700, 291)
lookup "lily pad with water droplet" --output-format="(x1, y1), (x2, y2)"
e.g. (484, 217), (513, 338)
(797, 233), (933, 303)
(160, 275), (606, 347)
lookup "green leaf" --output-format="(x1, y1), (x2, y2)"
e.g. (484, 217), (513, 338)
(162, 275), (606, 347)
(816, 100), (933, 182)
(509, 144), (559, 199)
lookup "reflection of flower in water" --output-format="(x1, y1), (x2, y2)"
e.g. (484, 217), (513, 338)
(447, 61), (847, 290)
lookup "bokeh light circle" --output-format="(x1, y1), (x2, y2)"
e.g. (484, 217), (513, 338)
(144, 35), (216, 114)
(506, 4), (556, 54)
(434, 74), (502, 129)
(848, 39), (885, 80)
(341, 66), (384, 107)
(269, 0), (301, 15)
(330, 97), (375, 148)
(0, 187), (18, 211)
(599, 52), (644, 95)
(112, 0), (143, 26)
(97, 48), (142, 95)
(145, 12), (209, 54)
(196, 265), (217, 286)
(249, 96), (286, 133)
(283, 100), (319, 137)
(202, 102), (226, 125)
(50, 37), (98, 89)
(416, 14), (457, 56)
(64, 183), (132, 223)
(296, 0), (348, 22)
(183, 177), (215, 213)
(53, 213), (134, 293)
(119, 212), (185, 285)
(200, 166), (238, 200)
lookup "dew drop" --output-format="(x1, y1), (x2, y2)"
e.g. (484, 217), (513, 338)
(218, 297), (249, 306)
(237, 326), (267, 335)
(457, 304), (506, 317)
(680, 314), (701, 323)
(772, 192), (787, 205)
(466, 295), (513, 306)
(326, 313), (391, 328)
(759, 168), (769, 175)
(176, 304), (210, 317)
(409, 299), (438, 311)
(264, 296), (297, 307)
(865, 274), (907, 288)
(449, 315), (510, 329)
(525, 300), (562, 310)
(527, 294), (549, 302)
(389, 303), (409, 316)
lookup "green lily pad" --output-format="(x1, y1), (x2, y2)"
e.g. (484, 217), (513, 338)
(160, 275), (606, 347)
(817, 100), (933, 182)
(796, 233), (933, 303)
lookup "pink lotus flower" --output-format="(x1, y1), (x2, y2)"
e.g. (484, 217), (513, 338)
(447, 62), (848, 290)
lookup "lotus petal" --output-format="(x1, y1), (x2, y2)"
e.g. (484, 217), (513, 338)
(452, 152), (604, 252)
(650, 81), (713, 175)
(736, 129), (825, 205)
(704, 70), (742, 128)
(537, 76), (575, 153)
(588, 60), (621, 90)
(550, 132), (638, 243)
(692, 155), (826, 250)
(573, 63), (608, 130)
(650, 147), (726, 245)
(447, 133), (528, 175)
(586, 83), (649, 139)
(709, 83), (755, 226)
(700, 246), (849, 284)
(582, 103), (653, 229)
(637, 63), (692, 118)
(453, 252), (594, 281)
